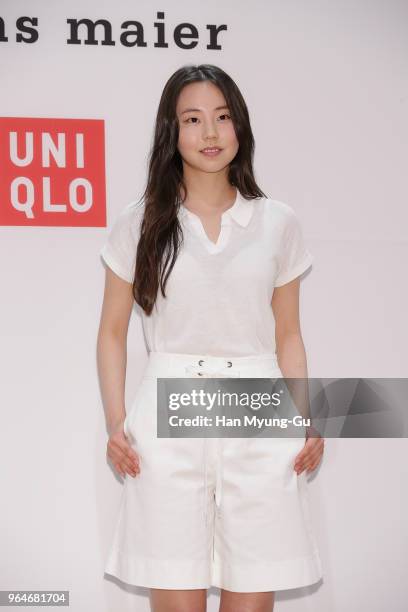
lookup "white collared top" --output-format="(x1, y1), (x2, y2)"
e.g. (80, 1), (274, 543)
(100, 189), (314, 357)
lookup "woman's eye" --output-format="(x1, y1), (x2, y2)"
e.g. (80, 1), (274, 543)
(184, 114), (230, 124)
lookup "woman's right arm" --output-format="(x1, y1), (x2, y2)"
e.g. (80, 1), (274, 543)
(97, 267), (140, 478)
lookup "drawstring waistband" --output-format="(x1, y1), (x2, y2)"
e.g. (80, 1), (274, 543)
(143, 350), (281, 379)
(141, 350), (282, 526)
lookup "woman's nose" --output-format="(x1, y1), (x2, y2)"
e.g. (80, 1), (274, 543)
(202, 120), (218, 139)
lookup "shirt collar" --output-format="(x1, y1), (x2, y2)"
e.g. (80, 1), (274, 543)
(178, 189), (254, 227)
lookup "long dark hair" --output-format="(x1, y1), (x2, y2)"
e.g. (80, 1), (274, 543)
(133, 63), (267, 315)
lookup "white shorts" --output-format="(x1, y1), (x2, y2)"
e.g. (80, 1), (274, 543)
(104, 351), (323, 592)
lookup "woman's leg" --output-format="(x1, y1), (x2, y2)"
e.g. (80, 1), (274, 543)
(149, 588), (207, 612)
(219, 589), (275, 612)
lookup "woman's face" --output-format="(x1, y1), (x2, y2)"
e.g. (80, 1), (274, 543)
(176, 81), (239, 174)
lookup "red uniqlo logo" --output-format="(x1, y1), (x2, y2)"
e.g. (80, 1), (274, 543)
(0, 117), (106, 226)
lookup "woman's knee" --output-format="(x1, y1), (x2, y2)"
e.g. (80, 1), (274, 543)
(219, 589), (275, 612)
(149, 587), (207, 612)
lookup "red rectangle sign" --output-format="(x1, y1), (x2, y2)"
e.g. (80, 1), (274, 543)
(0, 117), (106, 226)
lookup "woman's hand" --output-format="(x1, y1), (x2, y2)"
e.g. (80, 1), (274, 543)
(107, 421), (140, 478)
(294, 428), (324, 475)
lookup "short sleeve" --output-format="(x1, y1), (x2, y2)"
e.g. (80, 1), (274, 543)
(99, 200), (144, 283)
(274, 204), (314, 287)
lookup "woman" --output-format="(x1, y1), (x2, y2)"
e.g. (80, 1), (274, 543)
(97, 63), (324, 612)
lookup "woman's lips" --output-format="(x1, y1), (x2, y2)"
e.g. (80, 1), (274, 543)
(200, 148), (222, 157)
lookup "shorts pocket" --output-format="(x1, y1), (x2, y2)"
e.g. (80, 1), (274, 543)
(125, 376), (156, 441)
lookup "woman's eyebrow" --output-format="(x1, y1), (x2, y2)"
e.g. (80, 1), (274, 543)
(180, 105), (229, 115)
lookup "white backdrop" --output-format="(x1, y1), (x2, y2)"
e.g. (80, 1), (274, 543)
(1, 0), (407, 610)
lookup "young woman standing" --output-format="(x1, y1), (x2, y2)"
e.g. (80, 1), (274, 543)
(97, 64), (324, 612)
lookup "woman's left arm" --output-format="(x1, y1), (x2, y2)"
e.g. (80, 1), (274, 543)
(272, 277), (324, 475)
